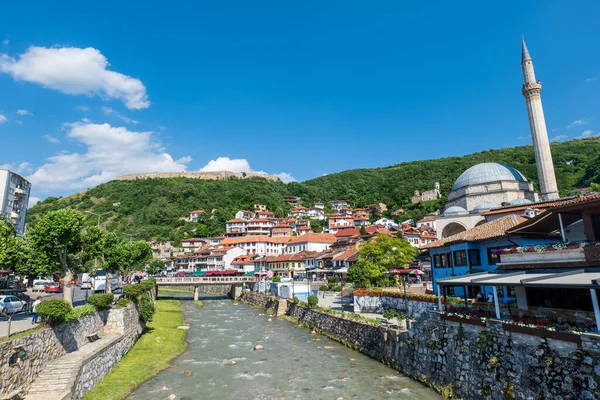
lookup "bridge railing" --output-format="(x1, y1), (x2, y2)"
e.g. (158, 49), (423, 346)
(155, 276), (254, 284)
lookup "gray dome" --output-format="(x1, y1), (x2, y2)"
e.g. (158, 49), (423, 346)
(509, 198), (533, 206)
(452, 163), (528, 191)
(443, 206), (468, 216)
(473, 203), (500, 212)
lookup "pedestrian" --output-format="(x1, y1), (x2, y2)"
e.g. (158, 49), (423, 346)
(31, 296), (42, 324)
(476, 292), (484, 302)
(487, 292), (494, 303)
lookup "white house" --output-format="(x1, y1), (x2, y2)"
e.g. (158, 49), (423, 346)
(188, 210), (205, 223)
(220, 236), (289, 256)
(374, 218), (399, 230)
(206, 246), (247, 270)
(235, 210), (255, 221)
(247, 218), (276, 235)
(226, 218), (248, 236)
(416, 216), (437, 231)
(231, 254), (256, 273)
(285, 233), (336, 254)
(181, 238), (207, 253)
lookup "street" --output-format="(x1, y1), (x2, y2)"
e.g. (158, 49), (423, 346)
(0, 287), (111, 338)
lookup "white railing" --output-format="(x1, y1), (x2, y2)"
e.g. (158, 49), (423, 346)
(156, 276), (254, 284)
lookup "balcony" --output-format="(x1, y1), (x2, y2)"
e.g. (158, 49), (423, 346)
(14, 188), (26, 196)
(498, 243), (584, 267)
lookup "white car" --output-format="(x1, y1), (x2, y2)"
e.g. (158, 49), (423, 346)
(33, 280), (49, 292)
(0, 295), (27, 315)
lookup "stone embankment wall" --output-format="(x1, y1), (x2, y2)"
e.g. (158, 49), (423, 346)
(354, 295), (434, 319)
(242, 292), (600, 399)
(159, 284), (233, 297)
(239, 292), (288, 315)
(0, 304), (143, 398)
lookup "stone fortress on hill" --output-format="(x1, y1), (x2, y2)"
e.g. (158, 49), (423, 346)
(115, 171), (280, 182)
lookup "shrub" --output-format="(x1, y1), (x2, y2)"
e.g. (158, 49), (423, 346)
(293, 296), (299, 304)
(139, 279), (156, 292)
(383, 309), (397, 320)
(327, 277), (339, 284)
(87, 293), (114, 310)
(272, 276), (281, 283)
(65, 304), (96, 322)
(307, 294), (319, 308)
(36, 299), (72, 324)
(123, 284), (144, 299)
(331, 285), (342, 292)
(319, 285), (329, 291)
(117, 298), (130, 307)
(139, 294), (155, 323)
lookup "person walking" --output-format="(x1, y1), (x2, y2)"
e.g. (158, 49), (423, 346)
(31, 296), (42, 324)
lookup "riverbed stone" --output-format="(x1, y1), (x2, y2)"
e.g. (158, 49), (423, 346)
(254, 345), (264, 351)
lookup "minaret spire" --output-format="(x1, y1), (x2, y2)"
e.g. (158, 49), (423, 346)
(521, 37), (559, 200)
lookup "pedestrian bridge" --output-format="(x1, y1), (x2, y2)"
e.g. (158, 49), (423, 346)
(155, 276), (255, 300)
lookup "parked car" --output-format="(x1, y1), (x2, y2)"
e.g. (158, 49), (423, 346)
(0, 279), (26, 292)
(0, 290), (30, 303)
(79, 273), (92, 289)
(0, 295), (27, 314)
(45, 282), (63, 293)
(33, 280), (50, 292)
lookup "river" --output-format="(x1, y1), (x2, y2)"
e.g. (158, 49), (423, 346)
(128, 295), (439, 400)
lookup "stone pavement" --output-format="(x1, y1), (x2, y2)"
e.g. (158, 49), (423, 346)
(24, 335), (119, 400)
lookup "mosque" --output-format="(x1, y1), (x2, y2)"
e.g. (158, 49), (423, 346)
(436, 38), (560, 238)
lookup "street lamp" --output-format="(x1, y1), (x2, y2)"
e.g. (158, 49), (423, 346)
(85, 211), (113, 228)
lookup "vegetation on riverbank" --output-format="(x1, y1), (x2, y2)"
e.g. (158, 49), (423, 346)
(83, 299), (187, 400)
(0, 326), (43, 344)
(194, 300), (204, 308)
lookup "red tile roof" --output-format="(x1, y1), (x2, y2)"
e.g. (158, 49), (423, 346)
(227, 218), (247, 223)
(287, 232), (337, 244)
(483, 194), (600, 216)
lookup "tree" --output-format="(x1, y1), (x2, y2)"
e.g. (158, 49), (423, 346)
(347, 234), (417, 288)
(146, 259), (165, 276)
(359, 225), (367, 236)
(104, 239), (152, 292)
(0, 218), (28, 274)
(27, 209), (87, 304)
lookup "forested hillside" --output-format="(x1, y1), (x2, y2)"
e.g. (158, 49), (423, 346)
(28, 137), (600, 241)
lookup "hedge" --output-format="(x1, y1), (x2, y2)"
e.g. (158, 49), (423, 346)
(353, 288), (462, 305)
(307, 294), (319, 307)
(139, 294), (155, 322)
(65, 304), (96, 322)
(87, 293), (115, 310)
(36, 299), (72, 324)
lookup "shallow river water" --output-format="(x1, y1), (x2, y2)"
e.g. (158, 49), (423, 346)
(128, 296), (439, 400)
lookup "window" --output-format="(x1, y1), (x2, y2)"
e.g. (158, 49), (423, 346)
(433, 254), (442, 268)
(487, 248), (502, 265)
(453, 250), (467, 266)
(468, 249), (481, 266)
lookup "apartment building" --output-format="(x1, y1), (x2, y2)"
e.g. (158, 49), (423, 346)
(0, 169), (31, 234)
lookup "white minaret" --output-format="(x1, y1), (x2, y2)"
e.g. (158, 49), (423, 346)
(521, 37), (559, 200)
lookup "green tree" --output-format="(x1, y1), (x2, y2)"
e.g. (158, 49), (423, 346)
(0, 218), (28, 274)
(347, 234), (417, 288)
(27, 209), (87, 304)
(359, 225), (367, 236)
(146, 259), (165, 276)
(103, 236), (151, 292)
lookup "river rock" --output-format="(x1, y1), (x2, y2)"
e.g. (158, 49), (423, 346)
(268, 318), (272, 322)
(254, 345), (264, 350)
(160, 386), (169, 391)
(183, 369), (192, 375)
(167, 395), (177, 400)
(227, 361), (236, 366)
(177, 326), (190, 330)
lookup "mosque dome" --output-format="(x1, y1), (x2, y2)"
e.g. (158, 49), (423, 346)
(443, 206), (468, 216)
(509, 198), (533, 206)
(473, 203), (501, 212)
(452, 163), (528, 191)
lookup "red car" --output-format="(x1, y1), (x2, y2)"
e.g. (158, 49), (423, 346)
(45, 282), (63, 293)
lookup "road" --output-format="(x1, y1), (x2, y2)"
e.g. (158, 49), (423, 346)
(0, 287), (116, 338)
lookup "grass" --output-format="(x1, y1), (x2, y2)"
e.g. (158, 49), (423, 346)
(83, 299), (187, 400)
(194, 300), (203, 308)
(0, 326), (43, 344)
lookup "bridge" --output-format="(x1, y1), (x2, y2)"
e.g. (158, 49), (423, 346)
(155, 276), (255, 300)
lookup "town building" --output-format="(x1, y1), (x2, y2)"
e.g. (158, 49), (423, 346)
(220, 235), (289, 256)
(181, 238), (207, 253)
(331, 200), (350, 212)
(253, 204), (267, 212)
(235, 210), (255, 221)
(256, 211), (275, 219)
(231, 254), (257, 274)
(417, 216), (437, 231)
(0, 169), (31, 235)
(247, 218), (276, 236)
(285, 232), (336, 254)
(365, 203), (387, 218)
(353, 216), (369, 228)
(352, 208), (370, 220)
(267, 251), (317, 278)
(225, 218), (248, 237)
(204, 246), (246, 271)
(271, 223), (293, 237)
(150, 241), (183, 259)
(187, 209), (205, 222)
(283, 196), (301, 207)
(411, 183), (442, 204)
(374, 218), (398, 230)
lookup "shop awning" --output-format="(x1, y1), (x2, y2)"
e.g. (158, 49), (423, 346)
(244, 271), (255, 276)
(437, 269), (600, 288)
(191, 271), (206, 276)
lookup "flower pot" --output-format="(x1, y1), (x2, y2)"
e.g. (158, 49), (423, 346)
(502, 323), (581, 344)
(441, 313), (486, 327)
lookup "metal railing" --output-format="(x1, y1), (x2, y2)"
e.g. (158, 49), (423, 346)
(155, 276), (255, 284)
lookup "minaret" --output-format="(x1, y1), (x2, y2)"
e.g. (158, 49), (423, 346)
(521, 37), (559, 200)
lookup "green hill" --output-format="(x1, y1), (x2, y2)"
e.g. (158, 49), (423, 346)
(28, 138), (600, 241)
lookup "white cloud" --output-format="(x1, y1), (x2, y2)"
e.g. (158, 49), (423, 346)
(42, 134), (60, 144)
(101, 106), (138, 124)
(16, 109), (29, 116)
(2, 39), (8, 46)
(0, 46), (150, 109)
(0, 162), (31, 174)
(517, 136), (528, 141)
(580, 129), (595, 139)
(550, 135), (568, 142)
(199, 157), (296, 183)
(0, 114), (6, 124)
(585, 77), (597, 83)
(28, 196), (41, 208)
(27, 121), (190, 192)
(274, 172), (297, 183)
(75, 105), (90, 112)
(567, 119), (588, 129)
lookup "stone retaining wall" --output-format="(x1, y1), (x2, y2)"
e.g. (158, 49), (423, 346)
(0, 304), (143, 397)
(353, 295), (435, 319)
(239, 292), (288, 315)
(244, 292), (600, 399)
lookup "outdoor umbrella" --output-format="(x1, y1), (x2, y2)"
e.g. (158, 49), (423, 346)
(408, 269), (424, 276)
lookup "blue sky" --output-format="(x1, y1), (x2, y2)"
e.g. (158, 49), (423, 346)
(1, 1), (599, 203)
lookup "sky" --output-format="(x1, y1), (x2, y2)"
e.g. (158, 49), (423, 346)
(1, 1), (599, 205)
